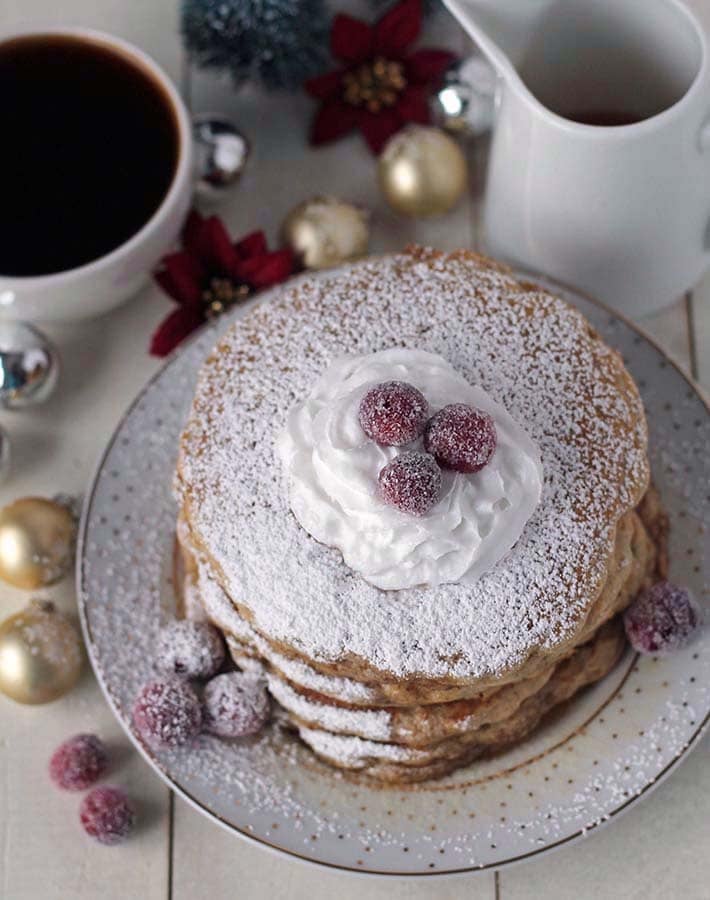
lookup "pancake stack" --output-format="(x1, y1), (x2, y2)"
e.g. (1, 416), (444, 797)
(175, 249), (663, 784)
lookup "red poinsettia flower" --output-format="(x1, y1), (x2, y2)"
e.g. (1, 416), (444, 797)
(151, 211), (294, 357)
(305, 0), (456, 155)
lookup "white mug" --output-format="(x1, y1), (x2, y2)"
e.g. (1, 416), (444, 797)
(0, 28), (193, 322)
(443, 0), (710, 316)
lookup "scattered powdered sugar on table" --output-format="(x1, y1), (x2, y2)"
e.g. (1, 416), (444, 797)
(178, 251), (649, 680)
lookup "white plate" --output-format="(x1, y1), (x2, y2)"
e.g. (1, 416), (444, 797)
(78, 273), (710, 877)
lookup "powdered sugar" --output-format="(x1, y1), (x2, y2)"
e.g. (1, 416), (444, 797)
(178, 251), (649, 681)
(203, 671), (270, 738)
(156, 619), (225, 679)
(266, 673), (393, 741)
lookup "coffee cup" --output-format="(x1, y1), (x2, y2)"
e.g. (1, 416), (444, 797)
(0, 27), (193, 322)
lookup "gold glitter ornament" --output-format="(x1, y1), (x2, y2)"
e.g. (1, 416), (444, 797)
(0, 496), (77, 590)
(0, 599), (83, 704)
(378, 125), (468, 217)
(281, 197), (370, 270)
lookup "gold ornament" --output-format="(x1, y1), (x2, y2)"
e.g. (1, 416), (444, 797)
(0, 599), (83, 704)
(0, 496), (77, 590)
(378, 125), (468, 217)
(281, 196), (370, 270)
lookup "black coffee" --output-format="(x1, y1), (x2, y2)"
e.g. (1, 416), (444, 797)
(0, 35), (179, 276)
(565, 110), (647, 127)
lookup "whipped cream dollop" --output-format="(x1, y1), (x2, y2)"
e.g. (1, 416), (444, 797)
(276, 349), (543, 590)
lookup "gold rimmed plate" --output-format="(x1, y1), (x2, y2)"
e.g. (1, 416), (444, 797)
(77, 270), (709, 877)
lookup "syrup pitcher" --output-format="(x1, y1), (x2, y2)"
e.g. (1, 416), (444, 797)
(443, 0), (710, 315)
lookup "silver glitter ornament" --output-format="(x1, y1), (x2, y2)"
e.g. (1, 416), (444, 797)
(0, 322), (59, 409)
(431, 55), (497, 137)
(193, 115), (250, 197)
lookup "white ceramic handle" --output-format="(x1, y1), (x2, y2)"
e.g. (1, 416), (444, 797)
(697, 115), (710, 152)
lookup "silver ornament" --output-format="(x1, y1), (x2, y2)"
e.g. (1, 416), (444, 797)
(0, 426), (10, 483)
(0, 322), (59, 409)
(431, 55), (497, 138)
(193, 115), (250, 196)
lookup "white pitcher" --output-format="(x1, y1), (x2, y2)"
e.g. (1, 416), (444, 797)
(443, 0), (710, 316)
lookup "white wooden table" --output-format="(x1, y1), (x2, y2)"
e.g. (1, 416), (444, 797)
(0, 2), (708, 897)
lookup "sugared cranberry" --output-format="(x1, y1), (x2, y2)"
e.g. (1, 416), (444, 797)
(358, 381), (428, 446)
(156, 620), (225, 680)
(49, 733), (109, 791)
(378, 451), (442, 516)
(132, 679), (202, 749)
(624, 581), (701, 655)
(424, 403), (497, 473)
(203, 672), (270, 738)
(80, 786), (135, 846)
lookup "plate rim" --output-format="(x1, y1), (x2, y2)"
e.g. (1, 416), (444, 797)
(76, 264), (710, 878)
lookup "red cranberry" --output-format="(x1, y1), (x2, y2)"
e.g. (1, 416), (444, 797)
(156, 620), (225, 679)
(424, 403), (497, 473)
(358, 381), (428, 446)
(378, 451), (442, 516)
(203, 672), (270, 738)
(80, 786), (135, 846)
(624, 581), (701, 655)
(132, 679), (202, 750)
(49, 733), (109, 791)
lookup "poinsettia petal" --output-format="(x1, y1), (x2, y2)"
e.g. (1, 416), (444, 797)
(305, 69), (345, 100)
(234, 230), (267, 259)
(331, 14), (373, 62)
(149, 305), (204, 357)
(155, 251), (204, 307)
(201, 216), (240, 275)
(358, 108), (402, 155)
(405, 48), (457, 84)
(310, 100), (359, 145)
(375, 0), (421, 57)
(395, 84), (431, 124)
(237, 249), (294, 288)
(181, 210), (206, 257)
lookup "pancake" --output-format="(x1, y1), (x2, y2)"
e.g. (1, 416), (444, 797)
(174, 248), (656, 782)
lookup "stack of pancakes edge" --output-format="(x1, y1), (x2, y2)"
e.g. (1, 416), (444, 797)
(174, 249), (663, 784)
